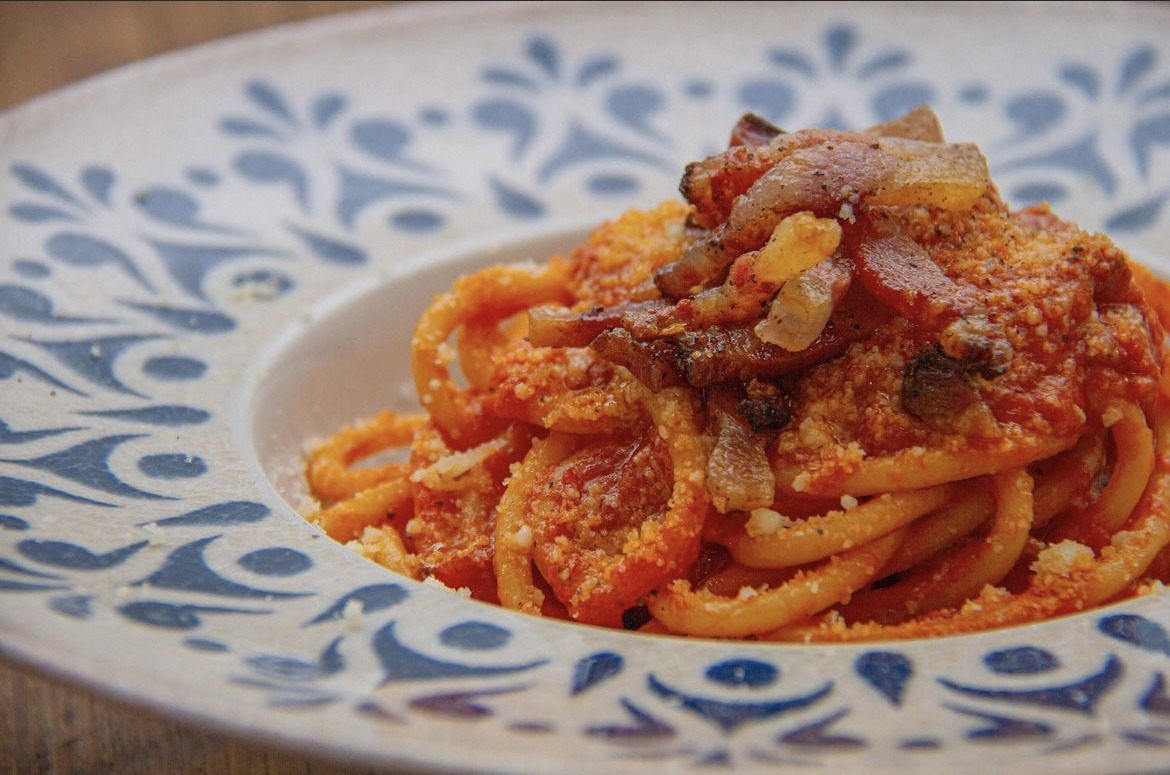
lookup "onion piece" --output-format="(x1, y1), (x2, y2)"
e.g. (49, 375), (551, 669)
(705, 385), (775, 514)
(755, 251), (853, 351)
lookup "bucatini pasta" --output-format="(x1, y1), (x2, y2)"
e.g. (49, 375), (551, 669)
(304, 107), (1170, 641)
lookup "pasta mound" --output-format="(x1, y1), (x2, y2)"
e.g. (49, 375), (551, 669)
(304, 107), (1170, 641)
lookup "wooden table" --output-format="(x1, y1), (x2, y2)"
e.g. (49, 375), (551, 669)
(0, 5), (407, 771)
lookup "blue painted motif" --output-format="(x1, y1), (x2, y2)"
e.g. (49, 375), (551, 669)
(938, 655), (1121, 713)
(779, 708), (866, 749)
(132, 536), (310, 599)
(645, 672), (832, 733)
(18, 538), (147, 570)
(439, 621), (512, 651)
(705, 658), (778, 689)
(0, 419), (79, 445)
(246, 637), (345, 681)
(373, 620), (544, 682)
(141, 356), (206, 381)
(0, 474), (113, 507)
(0, 284), (108, 324)
(3, 435), (170, 499)
(305, 583), (409, 625)
(137, 453), (206, 480)
(118, 301), (235, 334)
(855, 651), (913, 705)
(983, 646), (1061, 675)
(30, 334), (163, 397)
(738, 23), (934, 129)
(570, 651), (623, 696)
(79, 405), (210, 426)
(118, 600), (271, 629)
(11, 260), (51, 278)
(0, 514), (30, 530)
(238, 547), (312, 576)
(50, 594), (93, 618)
(1099, 613), (1170, 655)
(0, 351), (85, 395)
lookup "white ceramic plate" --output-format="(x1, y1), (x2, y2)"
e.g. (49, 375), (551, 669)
(4, 2), (1170, 772)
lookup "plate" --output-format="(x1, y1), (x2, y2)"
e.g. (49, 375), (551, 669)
(3, 2), (1170, 772)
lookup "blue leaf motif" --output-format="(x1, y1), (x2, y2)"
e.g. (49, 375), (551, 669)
(246, 637), (345, 681)
(148, 500), (271, 527)
(81, 167), (115, 205)
(1004, 92), (1067, 136)
(80, 405), (210, 426)
(481, 67), (540, 91)
(1060, 63), (1100, 99)
(138, 453), (206, 479)
(489, 177), (544, 220)
(439, 621), (512, 651)
(288, 225), (366, 265)
(148, 240), (285, 302)
(0, 475), (113, 507)
(780, 708), (866, 749)
(46, 232), (155, 292)
(1138, 80), (1170, 107)
(350, 119), (427, 169)
(1105, 195), (1167, 233)
(9, 204), (79, 224)
(1099, 613), (1170, 655)
(119, 300), (236, 334)
(766, 48), (817, 77)
(857, 50), (911, 79)
(119, 600), (270, 629)
(586, 698), (675, 740)
(527, 37), (561, 81)
(825, 24), (857, 72)
(0, 350), (86, 396)
(134, 535), (310, 599)
(1118, 46), (1157, 96)
(576, 55), (620, 87)
(0, 514), (30, 530)
(246, 80), (299, 127)
(220, 118), (284, 138)
(306, 583), (410, 624)
(3, 433), (168, 499)
(606, 85), (667, 140)
(537, 119), (669, 183)
(312, 93), (347, 130)
(234, 151), (309, 212)
(51, 595), (94, 618)
(472, 98), (537, 162)
(373, 621), (544, 683)
(1011, 182), (1068, 207)
(18, 538), (148, 570)
(0, 419), (80, 445)
(872, 83), (936, 123)
(11, 164), (84, 207)
(1131, 114), (1170, 178)
(855, 651), (913, 706)
(335, 168), (456, 229)
(135, 186), (224, 232)
(737, 80), (798, 124)
(571, 651), (623, 696)
(0, 285), (106, 324)
(237, 547), (312, 576)
(31, 334), (163, 398)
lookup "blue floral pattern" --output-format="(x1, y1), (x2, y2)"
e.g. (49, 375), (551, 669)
(3, 5), (1170, 773)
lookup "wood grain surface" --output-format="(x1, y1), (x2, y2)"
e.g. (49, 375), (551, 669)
(0, 5), (410, 773)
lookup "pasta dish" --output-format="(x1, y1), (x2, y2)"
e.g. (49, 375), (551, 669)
(303, 107), (1170, 641)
